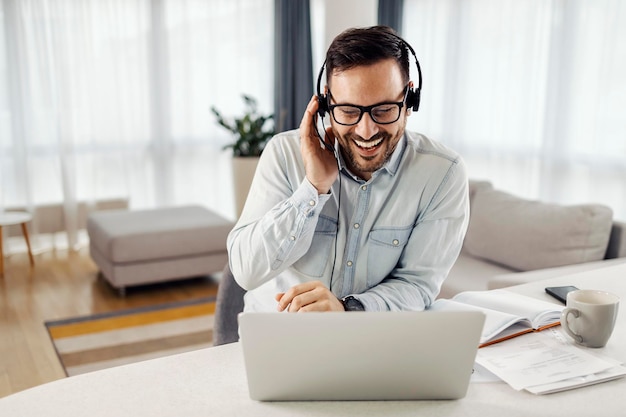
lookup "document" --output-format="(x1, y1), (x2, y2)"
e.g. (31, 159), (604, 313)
(470, 363), (502, 383)
(524, 366), (626, 395)
(475, 328), (626, 394)
(430, 289), (563, 347)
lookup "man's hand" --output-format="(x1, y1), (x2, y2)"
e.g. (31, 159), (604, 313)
(275, 281), (345, 312)
(300, 95), (339, 194)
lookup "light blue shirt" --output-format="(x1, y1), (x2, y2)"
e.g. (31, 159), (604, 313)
(227, 129), (469, 312)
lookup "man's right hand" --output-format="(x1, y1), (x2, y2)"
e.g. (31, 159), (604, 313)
(299, 95), (339, 194)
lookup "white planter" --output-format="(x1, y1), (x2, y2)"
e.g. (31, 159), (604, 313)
(232, 156), (259, 218)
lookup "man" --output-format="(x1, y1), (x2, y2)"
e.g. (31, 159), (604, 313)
(227, 26), (469, 313)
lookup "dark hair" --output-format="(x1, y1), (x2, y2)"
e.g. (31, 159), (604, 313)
(325, 25), (410, 85)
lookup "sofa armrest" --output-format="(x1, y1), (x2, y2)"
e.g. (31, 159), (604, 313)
(487, 257), (626, 290)
(606, 220), (626, 259)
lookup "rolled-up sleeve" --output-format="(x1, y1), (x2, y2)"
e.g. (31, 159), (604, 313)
(227, 135), (331, 291)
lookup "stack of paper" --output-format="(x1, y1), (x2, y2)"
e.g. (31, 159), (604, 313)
(475, 328), (626, 394)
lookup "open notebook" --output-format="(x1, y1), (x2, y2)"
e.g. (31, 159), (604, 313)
(238, 310), (485, 401)
(430, 289), (564, 347)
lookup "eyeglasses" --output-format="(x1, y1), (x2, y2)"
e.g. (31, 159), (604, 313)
(327, 85), (409, 126)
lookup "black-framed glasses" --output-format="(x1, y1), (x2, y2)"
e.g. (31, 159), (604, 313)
(328, 85), (409, 126)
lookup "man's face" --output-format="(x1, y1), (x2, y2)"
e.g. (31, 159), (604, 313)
(328, 58), (409, 180)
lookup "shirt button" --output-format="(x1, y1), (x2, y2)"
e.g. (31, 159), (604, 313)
(354, 223), (360, 229)
(347, 261), (353, 267)
(309, 200), (316, 206)
(393, 239), (399, 246)
(361, 185), (367, 191)
(290, 236), (296, 241)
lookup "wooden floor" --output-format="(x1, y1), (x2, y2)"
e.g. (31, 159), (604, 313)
(0, 248), (220, 399)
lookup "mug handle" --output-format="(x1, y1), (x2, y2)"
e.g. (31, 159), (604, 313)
(561, 308), (584, 344)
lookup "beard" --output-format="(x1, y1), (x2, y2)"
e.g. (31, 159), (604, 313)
(335, 127), (404, 178)
(345, 131), (392, 173)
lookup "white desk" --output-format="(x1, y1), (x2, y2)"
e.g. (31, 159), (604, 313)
(1, 263), (626, 417)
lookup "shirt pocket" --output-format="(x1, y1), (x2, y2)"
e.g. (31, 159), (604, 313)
(367, 226), (413, 287)
(292, 215), (338, 278)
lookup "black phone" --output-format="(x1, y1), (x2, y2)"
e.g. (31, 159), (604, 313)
(545, 285), (579, 304)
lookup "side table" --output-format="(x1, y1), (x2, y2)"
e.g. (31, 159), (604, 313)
(0, 211), (35, 276)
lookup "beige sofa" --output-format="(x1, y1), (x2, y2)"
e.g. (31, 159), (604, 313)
(440, 180), (626, 299)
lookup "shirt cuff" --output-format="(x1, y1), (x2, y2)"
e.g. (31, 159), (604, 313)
(350, 293), (383, 312)
(289, 178), (332, 216)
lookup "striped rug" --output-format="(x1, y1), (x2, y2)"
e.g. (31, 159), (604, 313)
(45, 297), (215, 376)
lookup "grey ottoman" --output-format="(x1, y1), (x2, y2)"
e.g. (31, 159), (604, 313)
(87, 206), (234, 295)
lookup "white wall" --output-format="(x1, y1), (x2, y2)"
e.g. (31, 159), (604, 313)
(311, 0), (377, 68)
(323, 0), (377, 50)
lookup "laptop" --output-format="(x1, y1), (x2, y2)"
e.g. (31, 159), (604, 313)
(238, 310), (485, 401)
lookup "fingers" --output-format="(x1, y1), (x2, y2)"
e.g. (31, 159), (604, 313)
(276, 281), (343, 312)
(300, 95), (330, 152)
(299, 97), (339, 194)
(323, 126), (336, 152)
(287, 288), (321, 312)
(299, 95), (319, 139)
(276, 281), (317, 312)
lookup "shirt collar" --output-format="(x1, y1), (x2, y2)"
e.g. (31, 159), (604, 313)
(383, 134), (406, 176)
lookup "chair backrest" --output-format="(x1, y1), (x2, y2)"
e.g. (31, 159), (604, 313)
(213, 263), (246, 346)
(606, 220), (626, 259)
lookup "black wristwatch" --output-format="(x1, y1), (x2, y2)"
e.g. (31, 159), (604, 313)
(342, 296), (365, 311)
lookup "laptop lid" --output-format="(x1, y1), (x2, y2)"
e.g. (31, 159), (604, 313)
(238, 310), (485, 401)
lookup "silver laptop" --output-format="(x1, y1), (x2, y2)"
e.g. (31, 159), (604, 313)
(238, 310), (485, 401)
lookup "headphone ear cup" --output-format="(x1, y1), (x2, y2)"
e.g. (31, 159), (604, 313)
(317, 94), (329, 118)
(406, 88), (421, 112)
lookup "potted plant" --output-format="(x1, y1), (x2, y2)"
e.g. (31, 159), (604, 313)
(211, 95), (274, 217)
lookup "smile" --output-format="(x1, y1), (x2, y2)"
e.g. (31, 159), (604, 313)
(353, 137), (384, 150)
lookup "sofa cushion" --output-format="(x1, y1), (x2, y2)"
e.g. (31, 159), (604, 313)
(464, 188), (613, 271)
(440, 250), (514, 299)
(468, 179), (493, 203)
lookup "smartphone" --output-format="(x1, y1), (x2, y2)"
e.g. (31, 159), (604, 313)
(545, 285), (579, 304)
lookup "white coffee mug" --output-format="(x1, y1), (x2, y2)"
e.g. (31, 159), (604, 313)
(560, 289), (620, 348)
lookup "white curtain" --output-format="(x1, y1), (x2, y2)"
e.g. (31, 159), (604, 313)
(0, 0), (274, 249)
(403, 0), (626, 221)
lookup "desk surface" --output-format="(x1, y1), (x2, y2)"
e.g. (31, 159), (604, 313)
(1, 263), (626, 417)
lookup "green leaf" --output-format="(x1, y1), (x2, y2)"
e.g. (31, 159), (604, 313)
(212, 95), (275, 157)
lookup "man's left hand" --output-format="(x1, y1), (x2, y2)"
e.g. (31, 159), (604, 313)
(275, 281), (344, 312)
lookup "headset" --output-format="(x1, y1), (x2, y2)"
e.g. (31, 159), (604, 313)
(315, 34), (423, 125)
